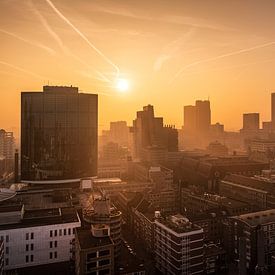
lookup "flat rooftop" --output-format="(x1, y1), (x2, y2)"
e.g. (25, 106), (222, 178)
(0, 207), (80, 230)
(156, 214), (202, 234)
(76, 228), (113, 250)
(234, 209), (275, 227)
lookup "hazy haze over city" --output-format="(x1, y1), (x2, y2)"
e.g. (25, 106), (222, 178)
(1, 0), (275, 136)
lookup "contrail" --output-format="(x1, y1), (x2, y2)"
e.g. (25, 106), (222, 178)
(0, 61), (48, 80)
(28, 0), (67, 53)
(45, 0), (120, 78)
(171, 41), (275, 83)
(29, 0), (111, 83)
(0, 29), (55, 55)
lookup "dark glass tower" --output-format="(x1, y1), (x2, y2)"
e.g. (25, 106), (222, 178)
(21, 86), (97, 181)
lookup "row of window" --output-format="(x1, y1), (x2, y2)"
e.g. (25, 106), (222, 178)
(50, 228), (73, 237)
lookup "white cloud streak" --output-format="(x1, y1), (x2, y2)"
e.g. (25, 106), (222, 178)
(0, 29), (56, 55)
(45, 0), (120, 78)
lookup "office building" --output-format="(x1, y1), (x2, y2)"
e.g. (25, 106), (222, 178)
(21, 85), (98, 181)
(0, 129), (14, 161)
(155, 214), (204, 275)
(0, 205), (81, 272)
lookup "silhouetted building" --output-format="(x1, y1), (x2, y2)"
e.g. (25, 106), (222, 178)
(132, 105), (177, 160)
(207, 141), (228, 156)
(21, 86), (98, 181)
(271, 93), (275, 130)
(163, 125), (178, 152)
(242, 113), (260, 131)
(210, 123), (224, 135)
(184, 105), (196, 133)
(196, 100), (211, 134)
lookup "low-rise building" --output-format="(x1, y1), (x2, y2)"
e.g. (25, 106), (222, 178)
(0, 205), (80, 272)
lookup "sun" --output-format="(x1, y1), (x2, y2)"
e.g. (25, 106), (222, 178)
(116, 78), (129, 92)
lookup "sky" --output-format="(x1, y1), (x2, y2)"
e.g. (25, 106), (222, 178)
(1, 0), (275, 139)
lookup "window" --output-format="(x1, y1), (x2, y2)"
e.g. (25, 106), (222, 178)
(54, 252), (57, 259)
(59, 229), (62, 236)
(31, 233), (34, 239)
(68, 228), (71, 235)
(50, 230), (53, 237)
(50, 252), (53, 259)
(87, 262), (97, 270)
(30, 255), (33, 262)
(54, 241), (57, 248)
(64, 229), (67, 236)
(87, 252), (97, 260)
(26, 244), (29, 251)
(99, 259), (110, 266)
(26, 255), (29, 263)
(0, 236), (3, 242)
(5, 236), (9, 243)
(26, 233), (29, 240)
(50, 241), (53, 248)
(99, 250), (110, 257)
(54, 230), (57, 237)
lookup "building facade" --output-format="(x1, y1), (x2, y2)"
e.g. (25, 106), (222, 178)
(155, 214), (204, 275)
(21, 85), (98, 181)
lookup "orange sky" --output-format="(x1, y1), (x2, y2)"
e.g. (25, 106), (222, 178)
(1, 0), (275, 139)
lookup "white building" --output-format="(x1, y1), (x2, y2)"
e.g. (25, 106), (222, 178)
(0, 205), (81, 271)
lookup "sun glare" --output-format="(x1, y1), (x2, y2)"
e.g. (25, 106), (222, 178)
(116, 78), (129, 92)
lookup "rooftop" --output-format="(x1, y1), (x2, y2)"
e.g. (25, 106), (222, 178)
(0, 207), (80, 230)
(156, 214), (202, 234)
(234, 209), (275, 227)
(76, 228), (113, 250)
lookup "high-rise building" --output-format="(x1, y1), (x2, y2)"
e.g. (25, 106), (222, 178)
(0, 129), (14, 161)
(183, 100), (211, 135)
(184, 105), (196, 133)
(132, 105), (177, 160)
(195, 100), (211, 134)
(109, 121), (129, 146)
(21, 86), (98, 181)
(0, 129), (15, 177)
(242, 113), (260, 131)
(271, 93), (275, 129)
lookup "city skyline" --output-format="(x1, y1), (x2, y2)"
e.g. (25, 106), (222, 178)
(2, 0), (275, 135)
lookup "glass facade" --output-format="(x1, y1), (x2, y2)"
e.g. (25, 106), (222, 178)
(21, 86), (97, 180)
